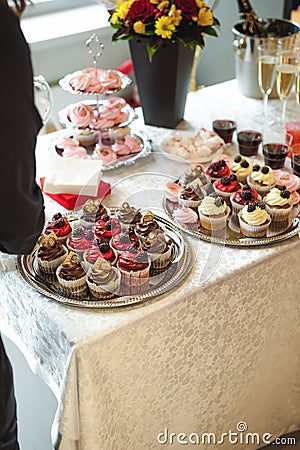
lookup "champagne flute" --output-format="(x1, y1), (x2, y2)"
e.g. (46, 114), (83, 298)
(258, 44), (279, 119)
(276, 49), (298, 123)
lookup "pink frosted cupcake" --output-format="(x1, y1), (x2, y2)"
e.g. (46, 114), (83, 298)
(164, 182), (182, 203)
(172, 206), (198, 228)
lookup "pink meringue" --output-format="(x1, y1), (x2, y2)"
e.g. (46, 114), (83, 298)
(69, 68), (122, 94)
(124, 135), (141, 153)
(290, 190), (300, 206)
(62, 146), (90, 159)
(172, 207), (198, 224)
(55, 137), (80, 150)
(68, 104), (94, 128)
(273, 170), (300, 192)
(164, 182), (182, 202)
(111, 142), (131, 156)
(93, 146), (117, 164)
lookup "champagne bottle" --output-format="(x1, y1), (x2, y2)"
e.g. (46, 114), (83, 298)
(237, 0), (267, 36)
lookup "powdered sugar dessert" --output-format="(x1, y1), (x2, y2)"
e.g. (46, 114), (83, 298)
(160, 128), (225, 163)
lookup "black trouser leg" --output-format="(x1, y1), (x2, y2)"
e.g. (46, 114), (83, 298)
(0, 336), (19, 450)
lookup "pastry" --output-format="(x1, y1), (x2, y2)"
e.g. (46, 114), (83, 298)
(141, 230), (173, 269)
(36, 233), (68, 274)
(117, 246), (150, 289)
(264, 186), (293, 229)
(230, 184), (260, 216)
(198, 194), (230, 231)
(92, 145), (117, 164)
(56, 251), (87, 295)
(86, 257), (121, 299)
(135, 211), (162, 242)
(67, 103), (94, 128)
(83, 240), (117, 268)
(69, 68), (122, 94)
(66, 227), (93, 258)
(178, 181), (203, 208)
(93, 217), (121, 242)
(172, 207), (198, 227)
(247, 164), (276, 197)
(72, 129), (98, 147)
(78, 200), (108, 229)
(231, 155), (253, 184)
(117, 202), (142, 229)
(238, 201), (271, 237)
(213, 175), (241, 205)
(205, 159), (230, 182)
(44, 213), (72, 243)
(110, 230), (139, 255)
(164, 182), (182, 203)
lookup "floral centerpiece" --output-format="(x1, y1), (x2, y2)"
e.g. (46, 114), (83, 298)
(109, 0), (220, 61)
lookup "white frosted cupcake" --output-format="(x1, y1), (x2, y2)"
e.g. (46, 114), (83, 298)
(141, 230), (173, 269)
(247, 164), (276, 197)
(73, 128), (98, 147)
(56, 252), (87, 294)
(264, 187), (293, 228)
(231, 155), (253, 184)
(198, 195), (230, 231)
(238, 201), (271, 237)
(86, 257), (120, 299)
(36, 233), (68, 275)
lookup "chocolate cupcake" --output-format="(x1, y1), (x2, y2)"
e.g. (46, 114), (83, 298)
(117, 246), (150, 289)
(83, 240), (117, 268)
(37, 233), (68, 274)
(78, 199), (109, 229)
(56, 251), (87, 294)
(142, 230), (173, 269)
(86, 257), (121, 299)
(44, 213), (72, 244)
(117, 202), (142, 229)
(135, 211), (162, 242)
(178, 181), (203, 209)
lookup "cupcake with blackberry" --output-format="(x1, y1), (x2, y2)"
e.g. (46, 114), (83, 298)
(66, 227), (93, 258)
(141, 229), (173, 269)
(198, 194), (230, 231)
(56, 251), (87, 295)
(135, 211), (162, 242)
(205, 159), (230, 182)
(86, 257), (121, 299)
(83, 239), (117, 268)
(93, 216), (121, 242)
(178, 180), (203, 209)
(264, 186), (293, 230)
(117, 246), (151, 290)
(44, 213), (72, 244)
(78, 199), (109, 229)
(247, 164), (276, 197)
(117, 202), (142, 230)
(230, 184), (260, 216)
(238, 201), (271, 237)
(213, 174), (241, 205)
(37, 233), (68, 275)
(231, 155), (253, 184)
(110, 230), (139, 255)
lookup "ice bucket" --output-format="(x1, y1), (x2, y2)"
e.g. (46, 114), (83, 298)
(232, 18), (300, 98)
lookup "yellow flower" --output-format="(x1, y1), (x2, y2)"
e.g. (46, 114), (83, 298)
(157, 0), (169, 10)
(111, 12), (120, 25)
(198, 6), (214, 27)
(169, 4), (182, 26)
(133, 21), (146, 34)
(150, 0), (159, 3)
(114, 0), (135, 21)
(195, 0), (209, 7)
(155, 16), (175, 39)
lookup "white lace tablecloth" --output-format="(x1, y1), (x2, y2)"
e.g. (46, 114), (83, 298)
(1, 80), (300, 450)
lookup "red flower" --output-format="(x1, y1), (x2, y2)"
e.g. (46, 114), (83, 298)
(174, 0), (198, 20)
(128, 0), (155, 22)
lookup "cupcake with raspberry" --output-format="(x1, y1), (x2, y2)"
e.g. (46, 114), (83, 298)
(110, 230), (139, 255)
(117, 202), (142, 230)
(238, 201), (271, 238)
(198, 194), (230, 231)
(56, 251), (87, 295)
(86, 257), (121, 299)
(213, 174), (241, 205)
(172, 207), (199, 229)
(135, 211), (163, 242)
(141, 229), (173, 269)
(66, 227), (93, 258)
(231, 155), (253, 184)
(93, 216), (121, 242)
(117, 246), (150, 290)
(178, 182), (203, 209)
(264, 186), (293, 230)
(205, 159), (230, 182)
(78, 200), (109, 229)
(230, 184), (260, 216)
(83, 239), (117, 268)
(44, 213), (72, 244)
(247, 164), (276, 197)
(37, 233), (68, 275)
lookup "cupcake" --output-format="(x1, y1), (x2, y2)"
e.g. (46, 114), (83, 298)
(72, 129), (98, 147)
(83, 240), (117, 268)
(78, 200), (108, 229)
(164, 182), (182, 203)
(44, 213), (72, 244)
(117, 246), (150, 289)
(231, 155), (253, 184)
(274, 171), (300, 218)
(198, 195), (230, 231)
(86, 257), (121, 299)
(184, 163), (206, 184)
(141, 230), (173, 269)
(110, 231), (139, 255)
(238, 201), (271, 237)
(230, 184), (260, 216)
(178, 182), (203, 209)
(264, 186), (293, 229)
(37, 233), (68, 275)
(66, 227), (94, 258)
(117, 202), (142, 229)
(205, 159), (230, 182)
(247, 164), (276, 197)
(56, 252), (87, 295)
(172, 207), (198, 228)
(213, 175), (241, 205)
(135, 211), (162, 242)
(93, 217), (121, 242)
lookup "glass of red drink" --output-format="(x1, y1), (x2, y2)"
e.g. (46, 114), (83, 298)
(237, 130), (262, 156)
(212, 120), (236, 144)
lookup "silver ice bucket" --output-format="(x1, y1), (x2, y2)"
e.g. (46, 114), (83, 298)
(232, 18), (300, 98)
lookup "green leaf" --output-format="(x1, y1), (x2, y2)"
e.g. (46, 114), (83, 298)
(146, 41), (158, 62)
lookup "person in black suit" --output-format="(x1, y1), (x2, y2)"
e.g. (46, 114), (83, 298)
(0, 0), (45, 448)
(284, 0), (300, 18)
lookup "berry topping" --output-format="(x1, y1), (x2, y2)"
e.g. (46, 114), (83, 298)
(53, 213), (63, 221)
(210, 163), (218, 171)
(99, 243), (110, 253)
(229, 174), (237, 181)
(252, 164), (260, 172)
(136, 252), (148, 263)
(218, 159), (227, 167)
(243, 184), (251, 190)
(127, 244), (138, 254)
(277, 185), (287, 191)
(209, 193), (218, 199)
(253, 200), (265, 209)
(92, 238), (102, 247)
(234, 155), (242, 163)
(247, 203), (256, 213)
(214, 197), (224, 207)
(120, 234), (130, 244)
(240, 160), (249, 168)
(280, 190), (291, 199)
(221, 177), (230, 186)
(73, 228), (84, 237)
(105, 221), (112, 231)
(261, 166), (269, 174)
(54, 218), (65, 228)
(100, 214), (110, 222)
(241, 190), (253, 200)
(85, 230), (94, 241)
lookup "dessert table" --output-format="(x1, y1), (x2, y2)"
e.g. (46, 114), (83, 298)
(1, 80), (300, 450)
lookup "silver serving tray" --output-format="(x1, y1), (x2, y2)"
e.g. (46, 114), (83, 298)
(58, 100), (138, 132)
(58, 70), (132, 96)
(17, 214), (192, 308)
(163, 198), (300, 247)
(51, 130), (152, 171)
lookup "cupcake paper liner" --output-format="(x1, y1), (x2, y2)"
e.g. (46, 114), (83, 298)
(37, 246), (68, 275)
(56, 266), (87, 294)
(86, 268), (121, 299)
(265, 204), (293, 223)
(117, 262), (150, 288)
(238, 214), (271, 238)
(246, 176), (275, 198)
(147, 244), (173, 269)
(198, 206), (230, 231)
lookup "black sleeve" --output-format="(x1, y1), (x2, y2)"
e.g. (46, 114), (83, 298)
(0, 6), (45, 255)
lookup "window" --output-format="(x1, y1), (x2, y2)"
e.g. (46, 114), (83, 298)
(22, 0), (100, 17)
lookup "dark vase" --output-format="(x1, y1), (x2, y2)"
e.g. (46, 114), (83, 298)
(129, 40), (195, 128)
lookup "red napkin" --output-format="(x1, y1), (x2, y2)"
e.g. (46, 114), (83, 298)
(40, 178), (111, 210)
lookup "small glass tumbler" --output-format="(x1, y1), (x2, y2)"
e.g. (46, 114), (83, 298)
(212, 120), (236, 144)
(237, 130), (262, 156)
(262, 143), (289, 169)
(291, 143), (300, 177)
